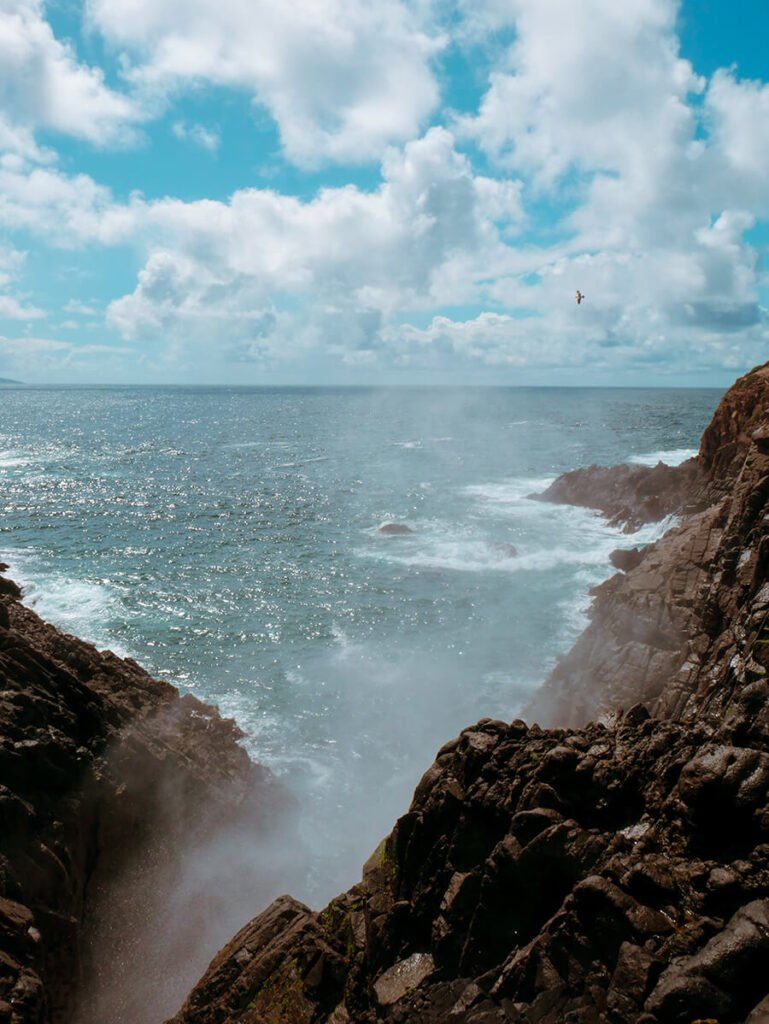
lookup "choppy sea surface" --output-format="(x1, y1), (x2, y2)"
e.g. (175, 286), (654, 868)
(1, 385), (721, 902)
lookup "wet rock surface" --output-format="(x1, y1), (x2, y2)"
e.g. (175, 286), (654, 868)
(170, 363), (769, 1022)
(0, 565), (295, 1023)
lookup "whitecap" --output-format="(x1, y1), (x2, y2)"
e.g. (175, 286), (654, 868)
(0, 450), (31, 469)
(6, 557), (130, 657)
(464, 477), (556, 506)
(628, 447), (698, 467)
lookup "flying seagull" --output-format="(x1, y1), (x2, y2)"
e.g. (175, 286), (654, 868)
(576, 290), (585, 305)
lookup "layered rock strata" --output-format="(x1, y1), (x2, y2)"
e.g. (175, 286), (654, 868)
(169, 363), (769, 1023)
(0, 567), (296, 1024)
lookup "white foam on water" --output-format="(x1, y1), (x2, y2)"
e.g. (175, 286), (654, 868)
(464, 477), (556, 511)
(6, 554), (130, 657)
(0, 449), (33, 469)
(629, 447), (698, 466)
(276, 455), (329, 468)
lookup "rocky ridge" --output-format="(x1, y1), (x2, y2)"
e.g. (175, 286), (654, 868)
(168, 363), (769, 1024)
(0, 567), (296, 1024)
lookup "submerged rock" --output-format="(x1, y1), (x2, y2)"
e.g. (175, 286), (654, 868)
(378, 523), (415, 535)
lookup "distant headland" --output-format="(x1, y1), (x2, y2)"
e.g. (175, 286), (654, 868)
(0, 377), (21, 384)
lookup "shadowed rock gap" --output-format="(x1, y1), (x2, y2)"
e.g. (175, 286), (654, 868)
(166, 363), (769, 1023)
(0, 573), (304, 1023)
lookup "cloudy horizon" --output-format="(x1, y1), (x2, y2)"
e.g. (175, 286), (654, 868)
(1, 0), (768, 386)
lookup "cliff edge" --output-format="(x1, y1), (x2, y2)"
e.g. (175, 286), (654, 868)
(168, 363), (769, 1024)
(0, 567), (299, 1024)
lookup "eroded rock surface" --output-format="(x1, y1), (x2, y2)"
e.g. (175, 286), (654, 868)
(0, 566), (296, 1023)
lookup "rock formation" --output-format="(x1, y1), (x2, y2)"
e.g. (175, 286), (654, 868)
(8, 362), (769, 1023)
(167, 363), (769, 1023)
(0, 565), (299, 1024)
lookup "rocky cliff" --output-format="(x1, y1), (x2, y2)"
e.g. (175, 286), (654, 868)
(167, 363), (769, 1024)
(0, 566), (299, 1024)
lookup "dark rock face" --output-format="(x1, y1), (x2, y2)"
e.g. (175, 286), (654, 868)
(0, 567), (297, 1023)
(170, 709), (769, 1024)
(532, 459), (702, 532)
(170, 362), (769, 1023)
(608, 547), (645, 573)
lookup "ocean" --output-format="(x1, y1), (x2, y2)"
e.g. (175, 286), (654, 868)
(1, 384), (721, 904)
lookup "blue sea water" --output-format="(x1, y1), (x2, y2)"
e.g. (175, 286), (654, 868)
(0, 384), (721, 903)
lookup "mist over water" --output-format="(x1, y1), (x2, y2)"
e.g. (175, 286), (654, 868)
(1, 385), (720, 911)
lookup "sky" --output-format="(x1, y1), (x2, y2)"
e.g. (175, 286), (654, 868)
(1, 0), (768, 386)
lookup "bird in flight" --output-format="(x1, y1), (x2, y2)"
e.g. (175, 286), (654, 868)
(576, 290), (585, 305)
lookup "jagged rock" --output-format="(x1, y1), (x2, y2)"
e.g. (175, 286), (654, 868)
(528, 364), (769, 729)
(0, 565), (297, 1024)
(533, 458), (701, 532)
(373, 952), (435, 1005)
(170, 708), (769, 1022)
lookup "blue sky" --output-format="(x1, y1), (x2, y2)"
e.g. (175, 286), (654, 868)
(1, 0), (768, 385)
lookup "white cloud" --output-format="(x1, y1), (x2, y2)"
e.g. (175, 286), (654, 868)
(0, 335), (134, 380)
(104, 127), (523, 354)
(172, 120), (219, 152)
(0, 245), (44, 319)
(0, 0), (141, 148)
(1, 0), (769, 380)
(63, 299), (99, 316)
(0, 161), (143, 244)
(705, 69), (769, 212)
(86, 0), (443, 166)
(0, 294), (44, 318)
(459, 0), (701, 183)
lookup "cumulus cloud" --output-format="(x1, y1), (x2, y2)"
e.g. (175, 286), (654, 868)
(0, 160), (143, 244)
(0, 0), (140, 148)
(85, 0), (442, 166)
(101, 127), (523, 357)
(1, 0), (769, 380)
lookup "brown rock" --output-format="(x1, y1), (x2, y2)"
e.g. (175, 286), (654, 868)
(378, 522), (415, 535)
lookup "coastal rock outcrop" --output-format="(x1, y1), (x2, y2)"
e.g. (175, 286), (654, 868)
(529, 362), (769, 727)
(169, 363), (769, 1023)
(169, 707), (769, 1024)
(533, 458), (702, 532)
(0, 565), (298, 1024)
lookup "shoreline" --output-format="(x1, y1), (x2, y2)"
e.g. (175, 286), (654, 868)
(4, 369), (761, 1021)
